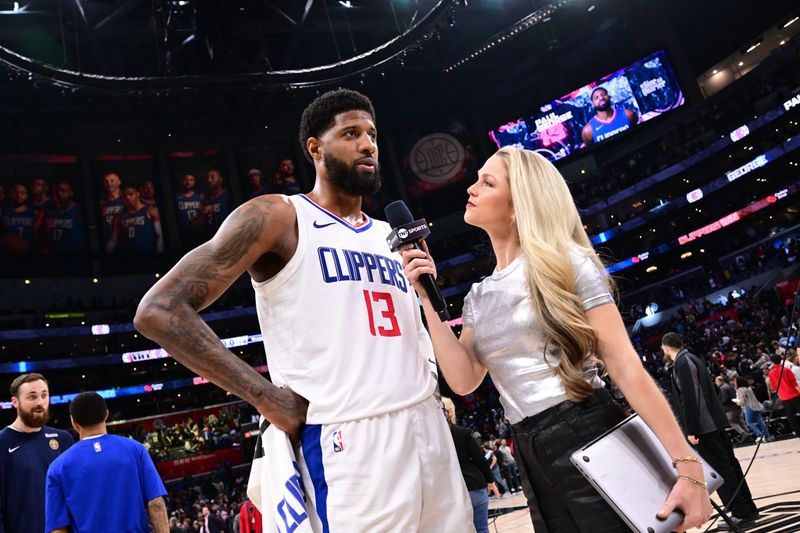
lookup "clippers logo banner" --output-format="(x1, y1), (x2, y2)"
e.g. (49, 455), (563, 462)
(400, 120), (478, 203)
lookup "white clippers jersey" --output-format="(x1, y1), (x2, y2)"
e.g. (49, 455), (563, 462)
(253, 194), (437, 425)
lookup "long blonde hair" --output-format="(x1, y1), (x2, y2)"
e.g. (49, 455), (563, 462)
(442, 396), (457, 424)
(496, 147), (612, 402)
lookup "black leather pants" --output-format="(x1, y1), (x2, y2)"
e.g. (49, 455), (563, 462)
(511, 388), (631, 533)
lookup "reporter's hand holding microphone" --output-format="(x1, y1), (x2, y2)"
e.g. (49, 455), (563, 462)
(385, 200), (449, 322)
(399, 239), (437, 300)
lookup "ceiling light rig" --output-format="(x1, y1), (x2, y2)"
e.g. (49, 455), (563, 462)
(443, 0), (575, 73)
(0, 0), (463, 95)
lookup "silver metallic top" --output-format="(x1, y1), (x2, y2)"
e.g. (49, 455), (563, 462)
(462, 251), (613, 424)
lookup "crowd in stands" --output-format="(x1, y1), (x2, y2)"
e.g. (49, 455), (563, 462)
(112, 404), (256, 463)
(164, 466), (260, 532)
(623, 232), (799, 321)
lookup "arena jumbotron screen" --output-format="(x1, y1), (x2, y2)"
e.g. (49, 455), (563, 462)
(488, 50), (685, 161)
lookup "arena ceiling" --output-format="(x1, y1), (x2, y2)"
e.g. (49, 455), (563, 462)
(0, 0), (797, 134)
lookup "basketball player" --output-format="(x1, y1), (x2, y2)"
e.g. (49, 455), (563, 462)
(40, 181), (88, 255)
(202, 168), (231, 236)
(176, 173), (205, 247)
(274, 158), (302, 195)
(106, 185), (164, 254)
(581, 87), (638, 146)
(134, 89), (473, 532)
(0, 373), (73, 533)
(2, 183), (37, 253)
(99, 171), (125, 248)
(140, 179), (158, 207)
(247, 169), (269, 199)
(30, 178), (54, 247)
(30, 177), (54, 216)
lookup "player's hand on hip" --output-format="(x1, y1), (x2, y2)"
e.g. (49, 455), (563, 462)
(263, 387), (309, 445)
(657, 463), (712, 531)
(398, 241), (437, 298)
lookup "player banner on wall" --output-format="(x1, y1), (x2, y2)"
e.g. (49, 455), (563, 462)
(167, 148), (230, 249)
(237, 145), (301, 202)
(489, 50), (685, 162)
(0, 153), (88, 257)
(93, 153), (164, 255)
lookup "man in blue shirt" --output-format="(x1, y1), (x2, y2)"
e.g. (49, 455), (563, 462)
(45, 392), (169, 533)
(0, 373), (73, 533)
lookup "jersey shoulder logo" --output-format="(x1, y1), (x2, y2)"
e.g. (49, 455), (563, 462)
(8, 446), (20, 453)
(313, 220), (336, 229)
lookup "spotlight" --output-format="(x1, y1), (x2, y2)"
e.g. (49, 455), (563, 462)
(745, 39), (762, 53)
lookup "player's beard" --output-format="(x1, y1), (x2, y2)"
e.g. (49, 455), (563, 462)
(324, 153), (381, 196)
(18, 404), (50, 428)
(596, 100), (612, 112)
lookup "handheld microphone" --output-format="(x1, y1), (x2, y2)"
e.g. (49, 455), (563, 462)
(384, 200), (450, 322)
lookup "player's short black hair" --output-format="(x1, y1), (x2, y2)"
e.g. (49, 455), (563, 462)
(770, 353), (784, 365)
(298, 88), (376, 162)
(661, 332), (684, 350)
(591, 86), (608, 98)
(69, 391), (107, 426)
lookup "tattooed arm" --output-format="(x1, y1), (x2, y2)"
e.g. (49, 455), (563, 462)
(147, 497), (169, 533)
(134, 195), (308, 441)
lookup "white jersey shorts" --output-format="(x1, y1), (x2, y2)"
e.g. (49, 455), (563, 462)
(296, 395), (474, 532)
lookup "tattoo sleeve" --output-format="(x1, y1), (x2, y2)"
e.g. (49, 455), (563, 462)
(135, 200), (283, 409)
(147, 497), (169, 533)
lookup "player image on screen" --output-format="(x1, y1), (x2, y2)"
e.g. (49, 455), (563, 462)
(490, 50), (683, 162)
(30, 178), (54, 217)
(140, 179), (158, 207)
(201, 168), (231, 236)
(106, 185), (164, 254)
(42, 181), (88, 255)
(175, 173), (205, 246)
(99, 171), (125, 248)
(581, 87), (639, 146)
(246, 168), (268, 199)
(272, 158), (302, 195)
(2, 183), (36, 254)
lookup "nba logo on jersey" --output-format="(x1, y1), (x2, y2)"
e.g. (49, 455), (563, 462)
(332, 430), (344, 453)
(93, 441), (102, 453)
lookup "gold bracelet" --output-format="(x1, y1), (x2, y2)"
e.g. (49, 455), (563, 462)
(677, 474), (708, 489)
(671, 456), (701, 468)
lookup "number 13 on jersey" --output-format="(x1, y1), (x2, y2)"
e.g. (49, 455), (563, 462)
(362, 290), (401, 337)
